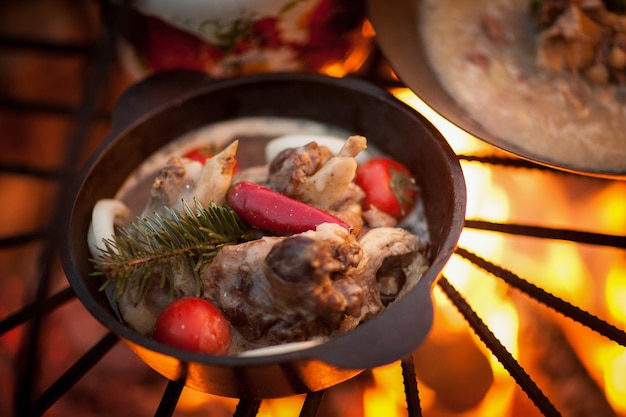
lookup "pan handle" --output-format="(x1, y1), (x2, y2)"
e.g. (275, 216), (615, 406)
(311, 274), (436, 370)
(109, 70), (211, 139)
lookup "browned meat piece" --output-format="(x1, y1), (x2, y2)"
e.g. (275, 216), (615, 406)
(536, 4), (607, 72)
(267, 141), (333, 197)
(200, 223), (381, 351)
(327, 182), (365, 236)
(362, 204), (398, 228)
(143, 156), (194, 214)
(200, 234), (284, 349)
(265, 232), (366, 320)
(358, 227), (428, 302)
(266, 137), (366, 233)
(533, 0), (570, 28)
(481, 13), (507, 44)
(142, 141), (239, 216)
(534, 1), (626, 85)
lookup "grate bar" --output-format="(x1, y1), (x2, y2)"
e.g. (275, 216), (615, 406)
(0, 96), (111, 120)
(299, 391), (325, 417)
(29, 331), (119, 417)
(0, 96), (79, 116)
(0, 161), (63, 179)
(455, 247), (626, 346)
(13, 10), (118, 415)
(352, 46), (404, 89)
(0, 287), (75, 336)
(464, 219), (626, 249)
(0, 34), (94, 55)
(458, 155), (558, 171)
(0, 229), (49, 248)
(438, 276), (562, 417)
(154, 380), (184, 417)
(233, 399), (261, 417)
(401, 355), (422, 417)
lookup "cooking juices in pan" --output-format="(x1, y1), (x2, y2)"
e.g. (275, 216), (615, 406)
(91, 116), (431, 357)
(62, 74), (465, 398)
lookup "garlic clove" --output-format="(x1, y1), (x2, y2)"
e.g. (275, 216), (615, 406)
(192, 140), (239, 207)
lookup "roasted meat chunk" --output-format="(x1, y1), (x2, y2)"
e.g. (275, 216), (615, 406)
(358, 227), (429, 302)
(533, 0), (626, 85)
(143, 141), (238, 215)
(143, 156), (195, 214)
(264, 225), (372, 320)
(200, 223), (380, 350)
(267, 141), (333, 201)
(267, 136), (367, 233)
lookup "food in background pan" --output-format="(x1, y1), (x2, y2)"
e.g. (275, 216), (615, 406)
(532, 0), (626, 86)
(115, 0), (371, 78)
(420, 0), (626, 172)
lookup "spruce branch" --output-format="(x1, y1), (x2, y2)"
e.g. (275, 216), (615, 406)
(90, 199), (255, 302)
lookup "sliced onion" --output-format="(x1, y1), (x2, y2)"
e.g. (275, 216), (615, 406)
(238, 340), (323, 357)
(87, 199), (130, 258)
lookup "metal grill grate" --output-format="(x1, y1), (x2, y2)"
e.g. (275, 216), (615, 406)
(1, 2), (625, 417)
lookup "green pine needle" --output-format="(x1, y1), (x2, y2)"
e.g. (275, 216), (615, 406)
(90, 199), (255, 302)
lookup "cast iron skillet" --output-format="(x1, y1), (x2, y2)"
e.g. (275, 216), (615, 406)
(61, 72), (466, 399)
(368, 0), (626, 179)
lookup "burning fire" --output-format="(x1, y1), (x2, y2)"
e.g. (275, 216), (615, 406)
(6, 0), (622, 414)
(171, 88), (625, 417)
(394, 88), (626, 417)
(320, 20), (376, 78)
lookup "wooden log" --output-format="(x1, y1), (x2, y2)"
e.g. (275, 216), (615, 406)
(512, 293), (616, 417)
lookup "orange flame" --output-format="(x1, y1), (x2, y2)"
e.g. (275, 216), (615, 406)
(392, 87), (626, 417)
(177, 87), (625, 417)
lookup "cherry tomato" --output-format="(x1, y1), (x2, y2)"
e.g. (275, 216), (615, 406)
(145, 16), (224, 72)
(153, 297), (231, 354)
(183, 147), (216, 164)
(183, 145), (239, 172)
(354, 157), (419, 220)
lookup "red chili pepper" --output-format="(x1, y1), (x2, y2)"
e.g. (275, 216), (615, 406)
(227, 181), (351, 234)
